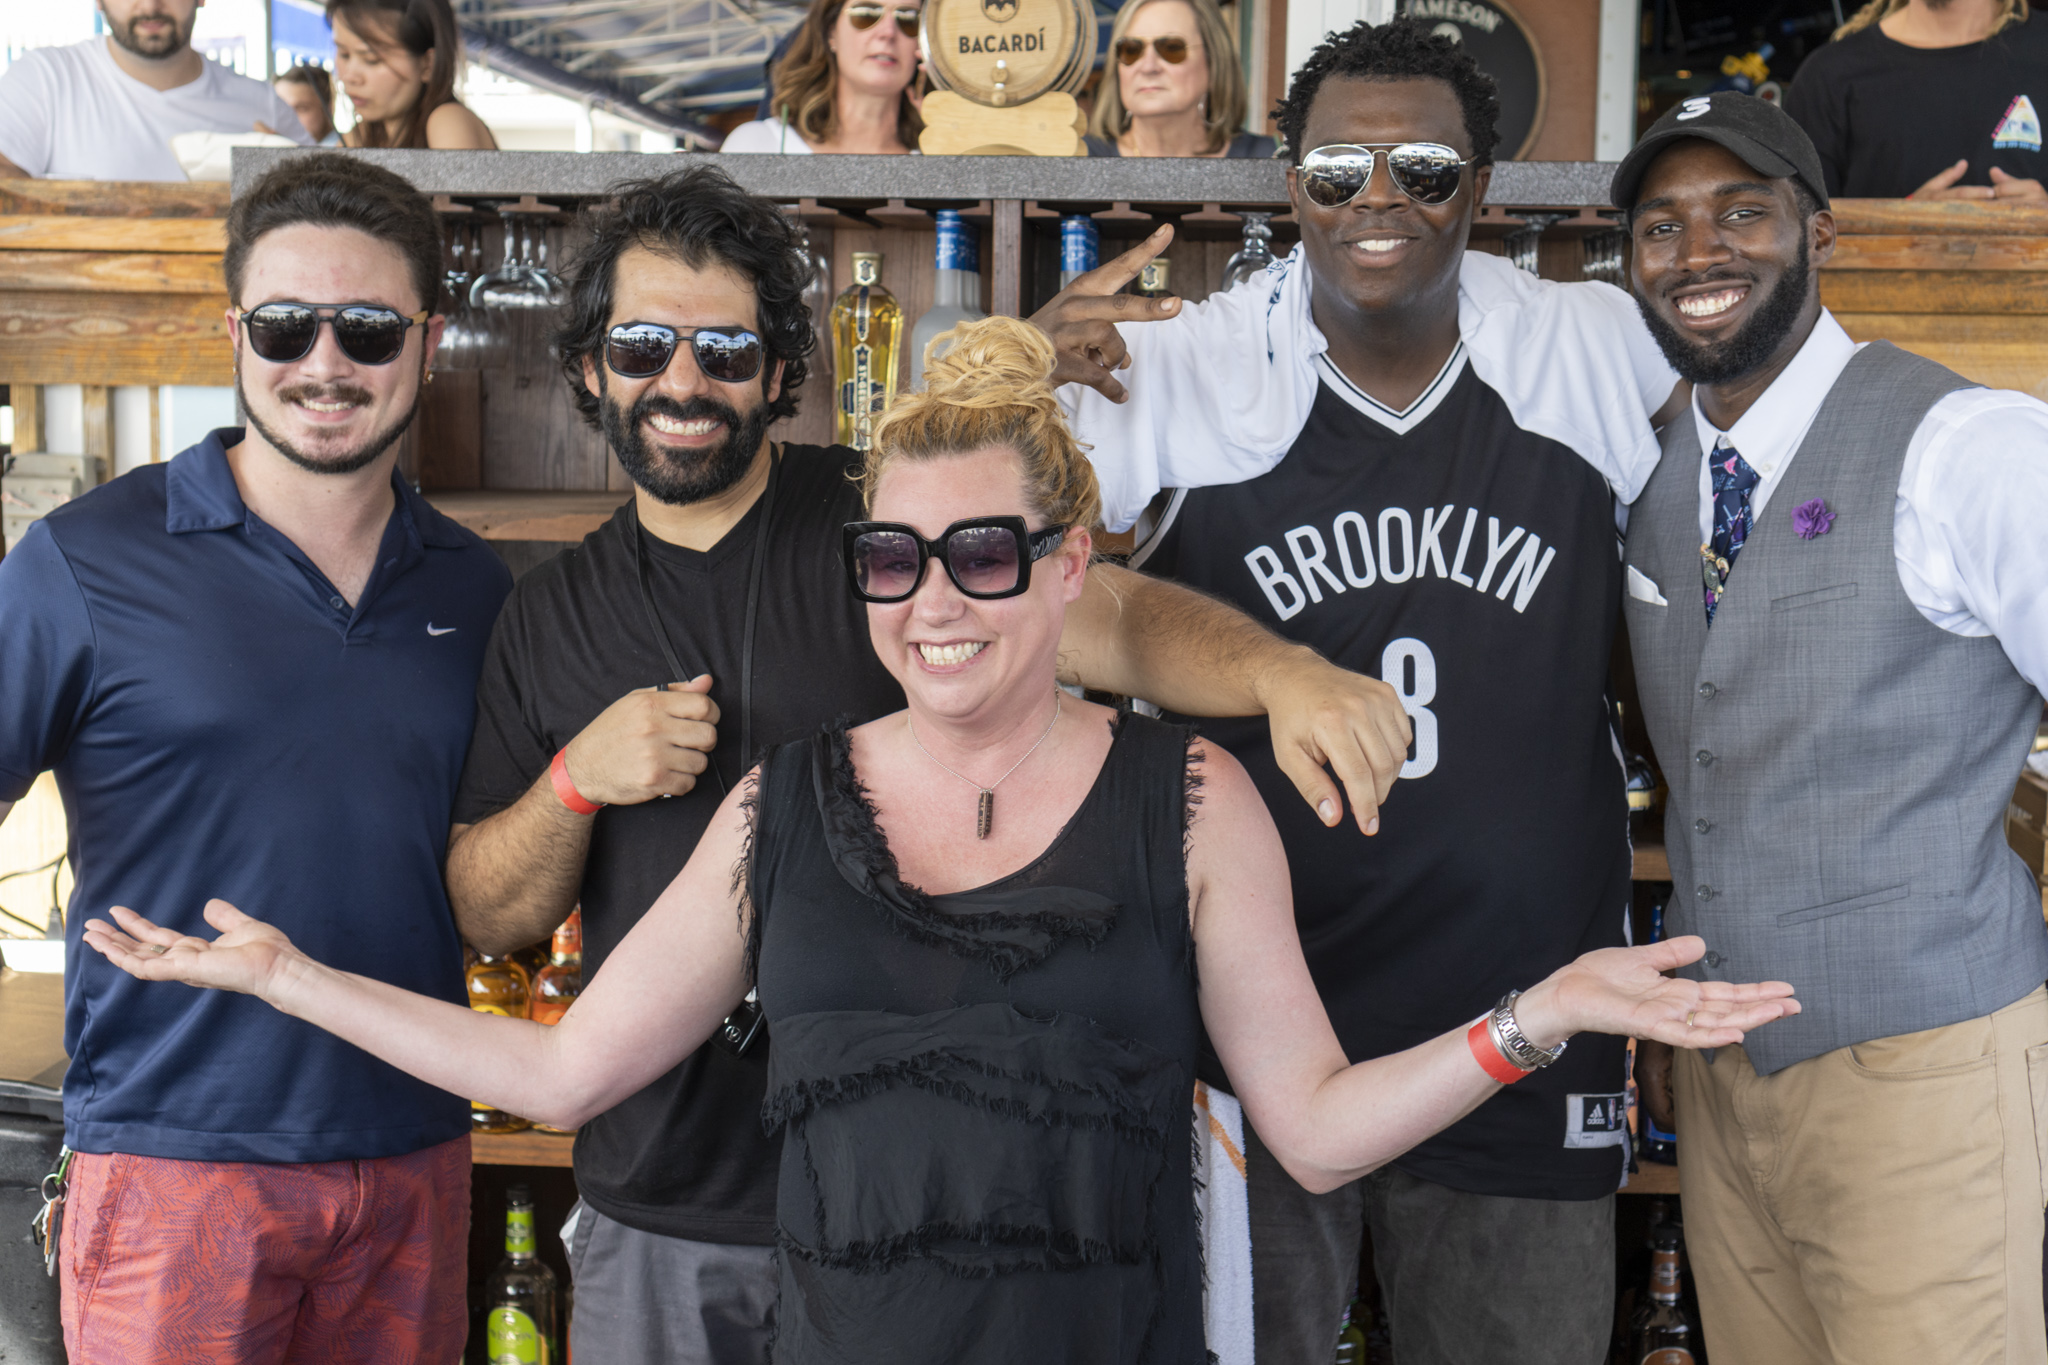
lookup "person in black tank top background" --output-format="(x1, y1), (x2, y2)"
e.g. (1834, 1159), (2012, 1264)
(77, 318), (1796, 1365)
(1036, 18), (1690, 1365)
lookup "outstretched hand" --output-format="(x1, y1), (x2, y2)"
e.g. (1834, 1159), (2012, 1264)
(1523, 935), (1798, 1051)
(82, 900), (302, 1001)
(1026, 224), (1182, 403)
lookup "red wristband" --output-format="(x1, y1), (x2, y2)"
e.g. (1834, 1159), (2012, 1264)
(550, 748), (604, 816)
(1467, 1016), (1528, 1085)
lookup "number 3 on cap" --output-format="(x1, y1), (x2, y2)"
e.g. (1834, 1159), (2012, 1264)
(1380, 637), (1439, 779)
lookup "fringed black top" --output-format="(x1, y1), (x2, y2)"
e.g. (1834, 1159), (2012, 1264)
(748, 712), (1206, 1365)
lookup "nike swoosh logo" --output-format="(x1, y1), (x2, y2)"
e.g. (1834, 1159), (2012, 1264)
(426, 624), (457, 636)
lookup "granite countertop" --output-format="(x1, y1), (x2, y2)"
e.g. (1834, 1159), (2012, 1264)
(231, 147), (1622, 209)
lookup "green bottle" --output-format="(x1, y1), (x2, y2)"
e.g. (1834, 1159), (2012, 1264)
(484, 1185), (558, 1364)
(1334, 1296), (1369, 1364)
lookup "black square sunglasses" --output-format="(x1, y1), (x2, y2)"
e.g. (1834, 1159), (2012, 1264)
(843, 517), (1069, 602)
(1297, 142), (1476, 208)
(605, 323), (765, 384)
(237, 302), (431, 366)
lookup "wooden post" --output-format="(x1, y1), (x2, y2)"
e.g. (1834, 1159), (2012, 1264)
(10, 383), (42, 454)
(81, 384), (112, 479)
(991, 199), (1025, 317)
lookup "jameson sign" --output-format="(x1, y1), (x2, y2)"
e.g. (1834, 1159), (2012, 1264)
(1403, 0), (1544, 158)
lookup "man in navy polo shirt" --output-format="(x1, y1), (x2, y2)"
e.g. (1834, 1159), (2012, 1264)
(0, 153), (505, 1362)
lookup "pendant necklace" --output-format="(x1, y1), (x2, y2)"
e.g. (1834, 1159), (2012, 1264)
(907, 691), (1063, 839)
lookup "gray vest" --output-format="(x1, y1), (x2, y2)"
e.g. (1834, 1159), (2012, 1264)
(1624, 342), (2048, 1075)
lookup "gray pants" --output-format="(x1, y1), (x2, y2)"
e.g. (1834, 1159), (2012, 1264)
(1245, 1125), (1613, 1365)
(564, 1200), (778, 1365)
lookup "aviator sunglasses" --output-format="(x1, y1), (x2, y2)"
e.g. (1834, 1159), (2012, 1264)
(844, 517), (1069, 602)
(1114, 34), (1191, 64)
(844, 3), (920, 37)
(1298, 143), (1476, 208)
(236, 302), (431, 366)
(604, 323), (766, 384)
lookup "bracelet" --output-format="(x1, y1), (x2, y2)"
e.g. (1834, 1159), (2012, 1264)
(1466, 1016), (1529, 1085)
(549, 748), (604, 816)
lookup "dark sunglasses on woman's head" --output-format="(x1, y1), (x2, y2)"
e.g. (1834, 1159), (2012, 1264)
(604, 323), (765, 384)
(237, 302), (430, 366)
(1114, 34), (1190, 64)
(844, 517), (1069, 603)
(1297, 143), (1475, 209)
(845, 3), (920, 37)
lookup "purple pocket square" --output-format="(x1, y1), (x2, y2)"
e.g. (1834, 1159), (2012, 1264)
(1792, 498), (1835, 540)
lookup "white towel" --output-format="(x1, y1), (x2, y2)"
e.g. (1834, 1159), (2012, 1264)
(1193, 1080), (1254, 1365)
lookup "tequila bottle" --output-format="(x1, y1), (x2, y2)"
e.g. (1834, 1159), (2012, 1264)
(1133, 257), (1172, 299)
(1630, 1218), (1702, 1363)
(908, 212), (987, 387)
(529, 910), (582, 1027)
(831, 251), (902, 450)
(466, 952), (531, 1134)
(484, 1185), (559, 1364)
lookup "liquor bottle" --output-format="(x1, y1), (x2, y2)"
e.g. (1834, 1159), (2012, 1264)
(1630, 1217), (1702, 1363)
(831, 251), (902, 451)
(467, 952), (531, 1134)
(1059, 214), (1099, 287)
(908, 211), (987, 387)
(484, 1184), (559, 1365)
(529, 909), (582, 1027)
(1618, 702), (1660, 834)
(1639, 892), (1678, 1164)
(1220, 210), (1275, 290)
(1333, 1297), (1369, 1364)
(1133, 257), (1172, 300)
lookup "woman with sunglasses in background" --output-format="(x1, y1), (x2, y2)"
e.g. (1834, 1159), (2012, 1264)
(328, 0), (496, 149)
(722, 0), (922, 153)
(87, 315), (1791, 1365)
(1085, 0), (1273, 158)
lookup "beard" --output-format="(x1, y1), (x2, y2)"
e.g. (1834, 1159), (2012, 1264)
(238, 371), (421, 476)
(108, 7), (196, 59)
(601, 379), (769, 506)
(1636, 234), (1812, 387)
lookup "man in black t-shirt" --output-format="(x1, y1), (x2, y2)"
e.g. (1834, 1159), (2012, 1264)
(446, 167), (1415, 1364)
(1036, 19), (1682, 1365)
(1787, 0), (2047, 200)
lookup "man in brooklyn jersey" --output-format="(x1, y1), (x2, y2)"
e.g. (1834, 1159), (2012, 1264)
(1616, 94), (2048, 1364)
(1034, 17), (1681, 1364)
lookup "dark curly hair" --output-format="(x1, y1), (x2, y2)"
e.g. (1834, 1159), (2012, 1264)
(1274, 15), (1502, 168)
(554, 165), (815, 428)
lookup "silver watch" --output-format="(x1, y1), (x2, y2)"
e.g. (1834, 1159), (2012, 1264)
(1487, 990), (1568, 1072)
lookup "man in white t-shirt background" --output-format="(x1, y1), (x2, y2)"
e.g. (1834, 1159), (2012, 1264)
(0, 0), (311, 181)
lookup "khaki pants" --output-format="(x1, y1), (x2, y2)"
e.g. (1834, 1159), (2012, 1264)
(1673, 986), (2048, 1365)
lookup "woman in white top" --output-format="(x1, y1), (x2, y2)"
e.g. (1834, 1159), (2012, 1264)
(723, 0), (922, 154)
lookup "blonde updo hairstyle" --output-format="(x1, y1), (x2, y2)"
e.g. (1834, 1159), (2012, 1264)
(863, 316), (1103, 537)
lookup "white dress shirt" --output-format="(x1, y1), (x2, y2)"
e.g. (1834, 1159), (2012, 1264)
(0, 39), (310, 181)
(1060, 247), (1680, 533)
(1691, 309), (2048, 697)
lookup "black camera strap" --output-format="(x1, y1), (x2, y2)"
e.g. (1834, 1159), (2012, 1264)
(630, 445), (781, 797)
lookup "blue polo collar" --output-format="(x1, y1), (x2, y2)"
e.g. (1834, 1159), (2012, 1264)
(164, 427), (469, 549)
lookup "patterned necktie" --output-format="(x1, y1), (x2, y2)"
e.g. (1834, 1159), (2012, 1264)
(1701, 442), (1760, 624)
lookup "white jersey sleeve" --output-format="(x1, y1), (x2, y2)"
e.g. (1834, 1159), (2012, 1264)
(1060, 257), (1324, 533)
(1456, 250), (1678, 504)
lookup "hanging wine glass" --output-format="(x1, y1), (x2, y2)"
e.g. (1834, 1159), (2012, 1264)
(434, 215), (476, 371)
(470, 209), (556, 310)
(1219, 211), (1275, 292)
(529, 215), (568, 308)
(466, 222), (509, 368)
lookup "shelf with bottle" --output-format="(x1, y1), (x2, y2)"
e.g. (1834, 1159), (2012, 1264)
(463, 910), (585, 1144)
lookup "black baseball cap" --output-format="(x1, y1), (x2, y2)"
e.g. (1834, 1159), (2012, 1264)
(1610, 91), (1831, 214)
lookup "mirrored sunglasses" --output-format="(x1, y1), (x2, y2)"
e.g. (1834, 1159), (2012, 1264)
(843, 517), (1069, 603)
(238, 302), (430, 366)
(1114, 35), (1190, 64)
(604, 323), (765, 384)
(845, 4), (920, 37)
(1298, 143), (1475, 208)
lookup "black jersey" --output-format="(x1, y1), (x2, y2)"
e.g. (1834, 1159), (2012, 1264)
(1138, 352), (1634, 1200)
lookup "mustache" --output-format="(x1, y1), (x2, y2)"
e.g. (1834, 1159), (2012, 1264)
(275, 382), (376, 408)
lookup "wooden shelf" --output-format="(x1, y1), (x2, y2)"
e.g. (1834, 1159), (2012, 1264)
(1623, 1161), (1680, 1196)
(426, 489), (628, 543)
(1632, 842), (1670, 882)
(472, 1128), (577, 1167)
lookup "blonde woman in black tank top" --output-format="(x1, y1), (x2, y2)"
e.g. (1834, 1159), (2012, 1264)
(83, 318), (1800, 1365)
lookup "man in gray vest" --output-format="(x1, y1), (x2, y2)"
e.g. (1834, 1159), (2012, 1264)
(1614, 93), (2048, 1363)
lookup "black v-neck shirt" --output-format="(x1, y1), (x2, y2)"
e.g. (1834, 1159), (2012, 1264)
(454, 443), (905, 1243)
